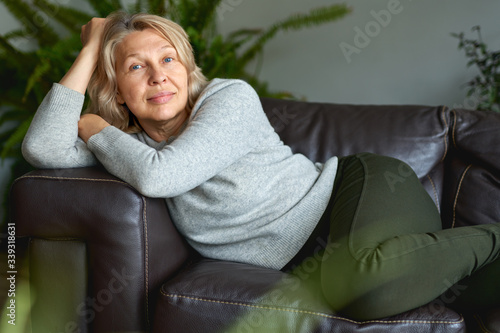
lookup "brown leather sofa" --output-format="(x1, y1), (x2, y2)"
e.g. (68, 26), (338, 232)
(10, 97), (500, 332)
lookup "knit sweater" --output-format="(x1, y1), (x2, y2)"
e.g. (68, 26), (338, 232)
(22, 78), (338, 270)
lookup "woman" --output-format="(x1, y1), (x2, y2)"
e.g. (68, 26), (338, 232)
(23, 11), (500, 321)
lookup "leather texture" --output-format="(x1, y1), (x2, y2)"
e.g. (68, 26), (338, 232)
(11, 97), (500, 332)
(11, 167), (191, 332)
(155, 259), (465, 333)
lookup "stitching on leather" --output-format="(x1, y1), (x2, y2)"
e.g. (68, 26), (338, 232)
(452, 164), (472, 229)
(162, 293), (464, 326)
(143, 198), (150, 328)
(440, 106), (449, 162)
(473, 314), (490, 333)
(15, 175), (131, 187)
(34, 237), (81, 241)
(426, 174), (440, 211)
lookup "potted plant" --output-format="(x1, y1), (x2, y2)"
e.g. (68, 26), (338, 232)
(452, 25), (500, 113)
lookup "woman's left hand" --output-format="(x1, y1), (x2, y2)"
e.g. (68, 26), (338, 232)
(78, 114), (110, 143)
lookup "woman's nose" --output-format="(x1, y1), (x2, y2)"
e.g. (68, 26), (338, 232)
(149, 66), (167, 85)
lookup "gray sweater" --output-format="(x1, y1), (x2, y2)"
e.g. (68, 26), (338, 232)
(23, 78), (338, 270)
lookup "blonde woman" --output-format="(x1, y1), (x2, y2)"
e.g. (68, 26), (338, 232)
(23, 11), (500, 321)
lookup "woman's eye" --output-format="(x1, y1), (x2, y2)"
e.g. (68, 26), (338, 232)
(163, 57), (173, 63)
(132, 64), (142, 70)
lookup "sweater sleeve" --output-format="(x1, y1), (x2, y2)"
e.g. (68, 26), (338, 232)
(86, 79), (270, 198)
(22, 83), (98, 168)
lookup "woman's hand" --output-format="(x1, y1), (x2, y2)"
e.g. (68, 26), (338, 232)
(80, 17), (107, 53)
(78, 114), (110, 143)
(59, 18), (107, 95)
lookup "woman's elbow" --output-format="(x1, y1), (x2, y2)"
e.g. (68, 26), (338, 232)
(130, 172), (175, 198)
(21, 138), (81, 169)
(21, 138), (48, 168)
(133, 181), (166, 198)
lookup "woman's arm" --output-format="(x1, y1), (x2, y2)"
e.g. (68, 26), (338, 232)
(22, 19), (107, 168)
(85, 79), (272, 198)
(60, 18), (106, 94)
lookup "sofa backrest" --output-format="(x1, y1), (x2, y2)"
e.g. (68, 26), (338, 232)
(260, 98), (500, 230)
(441, 108), (500, 229)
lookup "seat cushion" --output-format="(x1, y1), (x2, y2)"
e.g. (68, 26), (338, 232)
(154, 259), (465, 332)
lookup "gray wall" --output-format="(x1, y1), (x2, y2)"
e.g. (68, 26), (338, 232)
(217, 0), (500, 108)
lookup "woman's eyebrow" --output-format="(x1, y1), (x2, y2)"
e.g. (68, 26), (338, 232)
(123, 45), (175, 61)
(160, 45), (175, 51)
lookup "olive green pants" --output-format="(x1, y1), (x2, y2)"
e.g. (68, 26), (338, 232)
(315, 153), (500, 320)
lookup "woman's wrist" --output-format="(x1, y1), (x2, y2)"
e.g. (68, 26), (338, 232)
(60, 17), (106, 94)
(78, 114), (110, 143)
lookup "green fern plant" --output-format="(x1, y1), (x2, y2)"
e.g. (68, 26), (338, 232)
(0, 0), (351, 225)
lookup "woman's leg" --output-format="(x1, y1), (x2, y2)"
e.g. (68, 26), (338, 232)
(447, 252), (500, 314)
(320, 153), (500, 320)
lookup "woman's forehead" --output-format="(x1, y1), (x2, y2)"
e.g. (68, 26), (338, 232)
(117, 29), (176, 57)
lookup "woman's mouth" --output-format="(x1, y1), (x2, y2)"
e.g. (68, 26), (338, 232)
(148, 91), (175, 104)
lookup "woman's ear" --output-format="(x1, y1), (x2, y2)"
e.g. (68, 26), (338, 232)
(116, 91), (124, 104)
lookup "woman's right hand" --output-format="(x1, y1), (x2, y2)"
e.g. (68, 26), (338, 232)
(80, 18), (107, 54)
(59, 17), (107, 95)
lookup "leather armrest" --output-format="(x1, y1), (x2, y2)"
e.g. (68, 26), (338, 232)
(10, 167), (192, 332)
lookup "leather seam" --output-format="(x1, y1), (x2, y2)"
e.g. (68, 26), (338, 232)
(143, 198), (150, 329)
(30, 237), (81, 241)
(15, 175), (131, 186)
(452, 164), (472, 228)
(426, 174), (440, 211)
(161, 293), (464, 326)
(473, 314), (491, 333)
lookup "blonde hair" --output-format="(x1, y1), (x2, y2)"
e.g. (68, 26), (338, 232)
(86, 12), (208, 133)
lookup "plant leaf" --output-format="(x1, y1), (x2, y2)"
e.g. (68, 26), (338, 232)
(148, 0), (167, 16)
(1, 116), (33, 159)
(33, 0), (93, 33)
(23, 59), (51, 102)
(0, 0), (59, 46)
(239, 4), (351, 69)
(87, 0), (122, 17)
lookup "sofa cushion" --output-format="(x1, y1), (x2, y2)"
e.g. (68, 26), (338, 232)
(440, 109), (500, 229)
(154, 259), (465, 332)
(441, 158), (500, 229)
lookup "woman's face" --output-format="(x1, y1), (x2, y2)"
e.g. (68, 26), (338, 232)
(114, 28), (189, 131)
